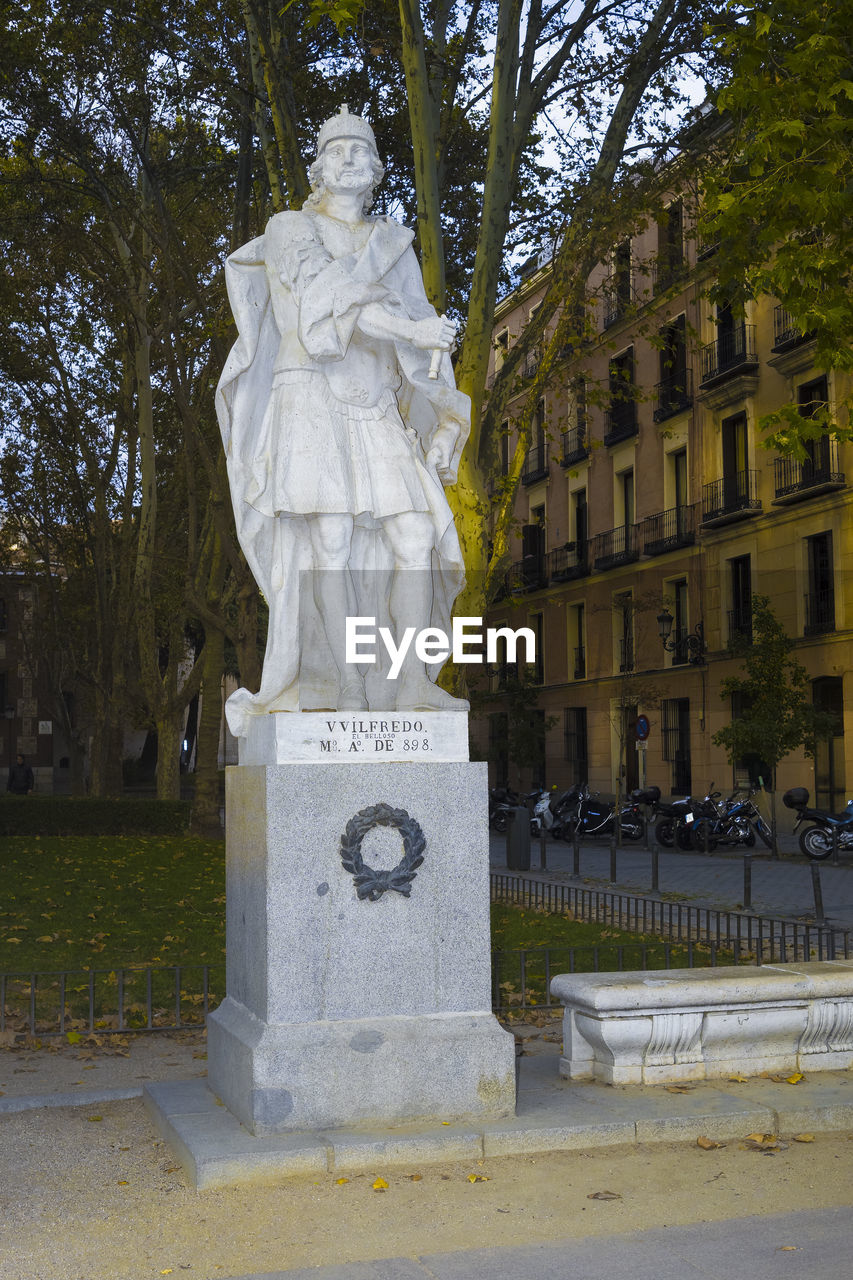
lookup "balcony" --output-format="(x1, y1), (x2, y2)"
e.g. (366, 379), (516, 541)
(560, 427), (588, 466)
(727, 610), (753, 648)
(669, 626), (690, 666)
(773, 438), (845, 503)
(522, 352), (541, 381)
(603, 277), (635, 328)
(573, 645), (586, 679)
(505, 556), (547, 594)
(642, 503), (697, 556)
(652, 257), (687, 295)
(521, 441), (549, 485)
(772, 305), (813, 353)
(603, 398), (637, 446)
(702, 469), (762, 526)
(804, 587), (835, 637)
(547, 543), (588, 583)
(653, 369), (693, 422)
(591, 524), (639, 571)
(700, 323), (758, 387)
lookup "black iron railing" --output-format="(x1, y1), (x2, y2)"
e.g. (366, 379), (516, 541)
(804, 588), (835, 636)
(560, 427), (588, 465)
(505, 556), (547, 593)
(702, 469), (761, 523)
(774, 439), (844, 499)
(603, 399), (637, 445)
(522, 441), (549, 484)
(603, 276), (635, 328)
(653, 369), (693, 422)
(591, 524), (638, 570)
(700, 323), (758, 384)
(547, 543), (588, 582)
(772, 305), (812, 352)
(642, 504), (697, 556)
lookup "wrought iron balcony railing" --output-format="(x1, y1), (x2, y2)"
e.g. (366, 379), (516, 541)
(702, 469), (762, 525)
(521, 441), (549, 485)
(700, 323), (758, 385)
(642, 503), (697, 556)
(603, 276), (635, 328)
(591, 524), (639, 571)
(603, 398), (637, 446)
(653, 369), (693, 422)
(547, 543), (588, 582)
(772, 305), (813, 352)
(804, 588), (835, 636)
(560, 427), (588, 466)
(727, 609), (753, 648)
(505, 556), (547, 594)
(774, 438), (845, 501)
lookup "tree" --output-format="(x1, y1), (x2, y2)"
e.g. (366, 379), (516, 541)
(713, 596), (837, 854)
(700, 1), (853, 457)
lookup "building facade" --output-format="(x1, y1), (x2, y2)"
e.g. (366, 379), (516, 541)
(475, 200), (852, 817)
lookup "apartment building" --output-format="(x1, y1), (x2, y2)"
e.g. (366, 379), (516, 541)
(475, 201), (852, 814)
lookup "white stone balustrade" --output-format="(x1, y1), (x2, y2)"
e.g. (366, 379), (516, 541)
(551, 962), (853, 1086)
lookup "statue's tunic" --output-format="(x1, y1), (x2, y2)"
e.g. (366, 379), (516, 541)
(216, 210), (470, 728)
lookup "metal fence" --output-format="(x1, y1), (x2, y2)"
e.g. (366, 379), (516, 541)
(490, 872), (851, 965)
(0, 963), (225, 1038)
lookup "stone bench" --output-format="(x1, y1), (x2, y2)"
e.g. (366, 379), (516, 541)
(550, 961), (853, 1086)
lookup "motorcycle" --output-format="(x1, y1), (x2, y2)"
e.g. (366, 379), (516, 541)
(652, 793), (699, 851)
(690, 787), (773, 852)
(783, 787), (853, 860)
(559, 782), (644, 841)
(489, 786), (520, 834)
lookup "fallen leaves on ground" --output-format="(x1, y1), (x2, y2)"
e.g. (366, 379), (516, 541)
(793, 1133), (815, 1143)
(697, 1136), (725, 1150)
(407, 1174), (422, 1181)
(727, 1073), (750, 1082)
(742, 1132), (789, 1152)
(467, 1174), (490, 1183)
(372, 1177), (388, 1191)
(664, 1084), (695, 1093)
(335, 1178), (349, 1185)
(587, 1190), (622, 1201)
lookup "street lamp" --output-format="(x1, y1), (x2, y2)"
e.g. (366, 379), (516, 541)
(657, 608), (707, 666)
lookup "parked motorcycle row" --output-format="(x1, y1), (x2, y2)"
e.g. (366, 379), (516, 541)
(488, 781), (824, 855)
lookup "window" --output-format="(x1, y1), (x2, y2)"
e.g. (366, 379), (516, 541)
(619, 468), (635, 530)
(573, 489), (588, 551)
(615, 591), (633, 673)
(671, 579), (689, 665)
(721, 412), (749, 508)
(564, 707), (588, 783)
(662, 697), (691, 794)
(571, 603), (585, 679)
(520, 520), (546, 589)
(805, 532), (835, 634)
(496, 329), (508, 354)
(489, 712), (509, 786)
(529, 612), (544, 685)
(657, 200), (684, 289)
(655, 315), (690, 420)
(813, 677), (844, 810)
(606, 347), (636, 441)
(729, 555), (752, 645)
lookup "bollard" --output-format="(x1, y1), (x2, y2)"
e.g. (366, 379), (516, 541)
(642, 814), (650, 851)
(832, 825), (840, 867)
(539, 829), (547, 871)
(609, 831), (617, 884)
(742, 850), (753, 913)
(651, 844), (659, 894)
(572, 826), (581, 878)
(810, 862), (826, 924)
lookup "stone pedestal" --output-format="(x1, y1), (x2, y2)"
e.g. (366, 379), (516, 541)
(207, 731), (515, 1135)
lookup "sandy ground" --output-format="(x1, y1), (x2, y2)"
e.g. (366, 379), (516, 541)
(1, 1029), (851, 1280)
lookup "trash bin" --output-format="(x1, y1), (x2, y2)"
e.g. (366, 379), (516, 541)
(506, 805), (531, 871)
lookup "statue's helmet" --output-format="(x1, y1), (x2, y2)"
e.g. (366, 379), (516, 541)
(316, 105), (377, 157)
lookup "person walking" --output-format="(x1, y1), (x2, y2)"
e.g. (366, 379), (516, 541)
(7, 752), (34, 795)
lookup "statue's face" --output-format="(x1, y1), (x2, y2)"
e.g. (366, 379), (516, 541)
(319, 137), (375, 198)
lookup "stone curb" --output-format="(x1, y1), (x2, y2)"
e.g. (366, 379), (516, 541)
(0, 1085), (143, 1114)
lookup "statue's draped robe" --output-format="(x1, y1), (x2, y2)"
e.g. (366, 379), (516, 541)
(216, 211), (471, 732)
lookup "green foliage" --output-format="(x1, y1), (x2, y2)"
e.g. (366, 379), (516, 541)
(713, 595), (837, 783)
(0, 799), (191, 838)
(701, 1), (853, 453)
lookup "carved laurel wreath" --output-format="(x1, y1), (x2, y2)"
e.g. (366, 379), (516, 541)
(339, 803), (426, 901)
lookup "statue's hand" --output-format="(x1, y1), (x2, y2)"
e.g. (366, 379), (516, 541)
(410, 314), (457, 351)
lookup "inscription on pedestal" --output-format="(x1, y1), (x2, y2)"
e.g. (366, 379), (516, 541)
(238, 710), (469, 765)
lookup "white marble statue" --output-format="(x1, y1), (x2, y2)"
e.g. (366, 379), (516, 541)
(216, 107), (471, 735)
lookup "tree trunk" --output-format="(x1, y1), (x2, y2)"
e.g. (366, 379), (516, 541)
(155, 709), (183, 802)
(191, 626), (226, 837)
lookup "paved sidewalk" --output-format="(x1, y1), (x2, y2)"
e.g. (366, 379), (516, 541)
(490, 835), (853, 931)
(224, 1207), (852, 1280)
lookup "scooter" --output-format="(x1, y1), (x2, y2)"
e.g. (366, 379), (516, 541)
(783, 787), (853, 860)
(560, 782), (644, 841)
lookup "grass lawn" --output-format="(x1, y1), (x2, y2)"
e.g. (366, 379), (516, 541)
(0, 837), (723, 1029)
